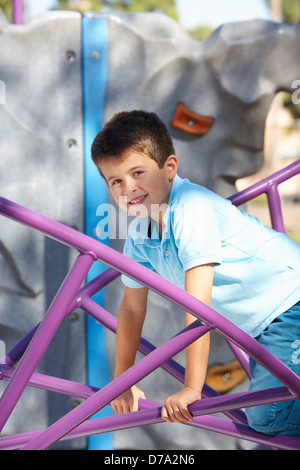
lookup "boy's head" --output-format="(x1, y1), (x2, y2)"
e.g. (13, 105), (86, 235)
(91, 110), (178, 220)
(91, 110), (176, 173)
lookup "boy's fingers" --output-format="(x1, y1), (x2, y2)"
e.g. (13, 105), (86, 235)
(131, 399), (139, 412)
(111, 398), (130, 414)
(161, 405), (172, 423)
(173, 406), (192, 423)
(180, 408), (193, 422)
(162, 401), (193, 423)
(132, 388), (146, 412)
(111, 387), (146, 414)
(162, 401), (179, 422)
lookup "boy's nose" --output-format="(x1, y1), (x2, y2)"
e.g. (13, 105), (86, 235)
(122, 179), (136, 195)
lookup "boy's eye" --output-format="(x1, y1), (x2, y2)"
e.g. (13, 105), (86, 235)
(111, 179), (121, 186)
(133, 171), (143, 176)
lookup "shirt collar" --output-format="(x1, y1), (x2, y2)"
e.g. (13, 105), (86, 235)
(163, 174), (183, 224)
(133, 174), (184, 246)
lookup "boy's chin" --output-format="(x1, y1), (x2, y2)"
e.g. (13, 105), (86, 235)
(127, 204), (149, 218)
(129, 210), (149, 219)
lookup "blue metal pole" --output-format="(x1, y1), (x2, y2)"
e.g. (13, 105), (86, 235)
(82, 14), (112, 450)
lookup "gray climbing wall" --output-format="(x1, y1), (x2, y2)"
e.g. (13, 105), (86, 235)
(0, 11), (86, 449)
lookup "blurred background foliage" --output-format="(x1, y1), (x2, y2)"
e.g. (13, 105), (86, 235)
(1, 0), (299, 38)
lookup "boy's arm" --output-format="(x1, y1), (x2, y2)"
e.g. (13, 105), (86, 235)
(161, 263), (214, 423)
(111, 285), (148, 414)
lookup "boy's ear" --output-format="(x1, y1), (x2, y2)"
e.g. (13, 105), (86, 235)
(166, 154), (178, 179)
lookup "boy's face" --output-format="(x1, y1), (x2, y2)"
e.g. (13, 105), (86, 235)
(99, 151), (178, 218)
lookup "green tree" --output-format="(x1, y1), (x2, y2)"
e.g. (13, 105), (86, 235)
(0, 0), (12, 21)
(266, 0), (300, 24)
(58, 0), (178, 21)
(108, 0), (178, 21)
(58, 0), (103, 12)
(187, 25), (214, 41)
(281, 0), (300, 24)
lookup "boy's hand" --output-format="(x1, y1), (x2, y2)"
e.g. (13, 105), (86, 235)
(111, 385), (146, 414)
(161, 386), (201, 423)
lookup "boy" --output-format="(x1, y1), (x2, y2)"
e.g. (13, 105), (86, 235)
(91, 110), (300, 436)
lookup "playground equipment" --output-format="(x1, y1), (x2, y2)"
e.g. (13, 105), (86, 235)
(0, 159), (299, 450)
(1, 4), (300, 449)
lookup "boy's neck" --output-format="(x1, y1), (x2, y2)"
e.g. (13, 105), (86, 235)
(150, 181), (173, 239)
(153, 210), (166, 240)
(150, 193), (169, 240)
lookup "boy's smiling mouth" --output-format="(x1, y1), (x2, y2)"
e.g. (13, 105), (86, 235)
(128, 194), (148, 206)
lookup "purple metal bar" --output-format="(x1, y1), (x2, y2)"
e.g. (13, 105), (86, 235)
(0, 268), (119, 367)
(4, 194), (300, 448)
(0, 252), (95, 432)
(80, 295), (248, 425)
(1, 194), (299, 400)
(0, 363), (99, 400)
(139, 385), (295, 416)
(0, 388), (298, 450)
(12, 0), (24, 24)
(1, 413), (299, 451)
(23, 313), (297, 451)
(21, 323), (211, 450)
(267, 183), (285, 233)
(0, 160), (299, 449)
(1, 324), (39, 366)
(229, 159), (300, 232)
(227, 341), (251, 379)
(229, 160), (300, 208)
(0, 291), (246, 425)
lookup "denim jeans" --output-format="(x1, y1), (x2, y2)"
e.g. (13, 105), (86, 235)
(245, 301), (300, 436)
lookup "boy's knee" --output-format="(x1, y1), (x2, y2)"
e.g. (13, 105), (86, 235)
(246, 403), (275, 435)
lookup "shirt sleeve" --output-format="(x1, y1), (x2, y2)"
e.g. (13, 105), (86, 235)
(121, 235), (154, 289)
(172, 201), (222, 272)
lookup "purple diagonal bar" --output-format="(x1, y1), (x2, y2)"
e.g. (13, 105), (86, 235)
(21, 323), (210, 450)
(229, 159), (300, 207)
(229, 159), (300, 232)
(0, 253), (95, 432)
(0, 195), (300, 401)
(1, 324), (39, 367)
(0, 363), (99, 400)
(1, 194), (299, 402)
(80, 295), (248, 425)
(0, 159), (300, 450)
(0, 388), (299, 450)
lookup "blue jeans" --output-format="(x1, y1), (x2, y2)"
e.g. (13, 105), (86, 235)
(245, 301), (300, 436)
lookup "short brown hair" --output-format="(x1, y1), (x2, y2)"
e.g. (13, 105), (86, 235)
(91, 110), (175, 169)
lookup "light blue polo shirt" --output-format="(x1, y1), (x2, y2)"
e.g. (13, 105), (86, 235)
(122, 175), (300, 337)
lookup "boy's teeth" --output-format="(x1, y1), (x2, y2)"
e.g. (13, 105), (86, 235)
(131, 196), (145, 204)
